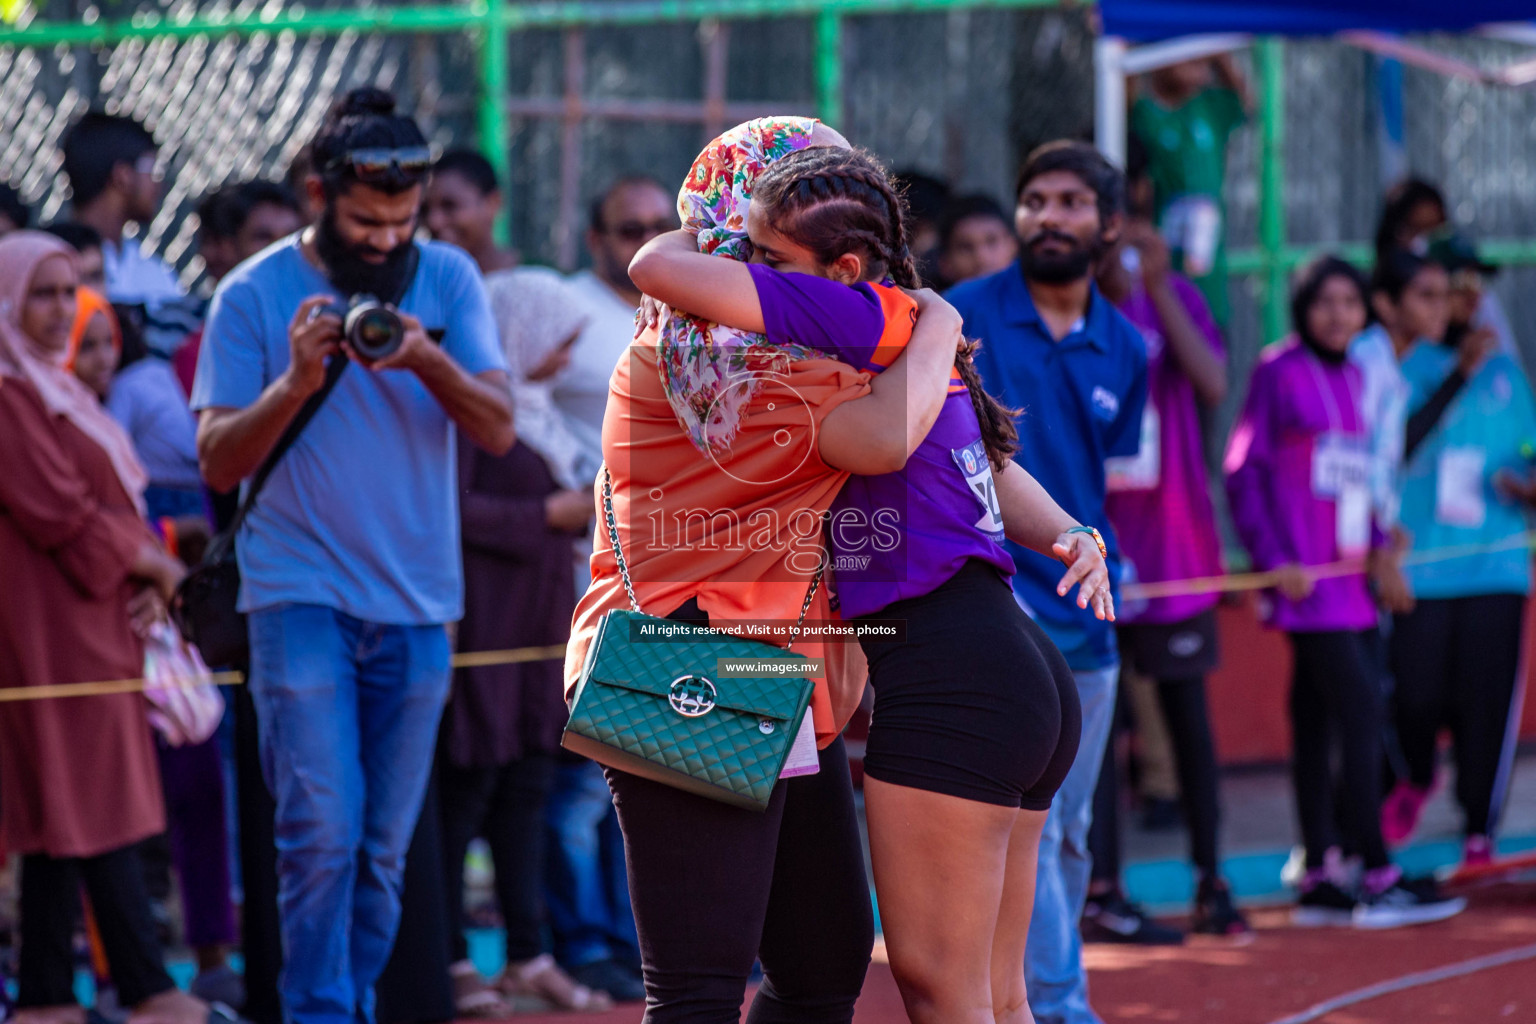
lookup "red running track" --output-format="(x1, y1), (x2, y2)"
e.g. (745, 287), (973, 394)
(496, 888), (1536, 1023)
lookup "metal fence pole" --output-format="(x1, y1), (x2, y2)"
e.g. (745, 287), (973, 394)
(1257, 35), (1287, 347)
(1094, 35), (1128, 167)
(478, 0), (512, 245)
(555, 28), (586, 271)
(815, 10), (843, 126)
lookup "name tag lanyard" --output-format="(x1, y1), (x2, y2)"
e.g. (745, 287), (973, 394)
(1303, 353), (1371, 557)
(1302, 352), (1361, 440)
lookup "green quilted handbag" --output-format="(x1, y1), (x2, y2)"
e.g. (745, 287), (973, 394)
(561, 470), (822, 812)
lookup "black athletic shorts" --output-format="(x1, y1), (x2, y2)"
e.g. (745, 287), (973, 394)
(1118, 608), (1220, 679)
(855, 560), (1082, 810)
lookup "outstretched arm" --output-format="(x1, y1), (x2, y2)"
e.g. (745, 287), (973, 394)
(995, 460), (1113, 621)
(629, 230), (765, 332)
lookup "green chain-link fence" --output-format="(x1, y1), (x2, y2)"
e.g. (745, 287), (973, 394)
(5, 1), (1536, 387)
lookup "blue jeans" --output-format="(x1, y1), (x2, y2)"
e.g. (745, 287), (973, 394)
(544, 759), (639, 969)
(1026, 662), (1119, 1024)
(248, 604), (451, 1024)
(145, 482), (208, 521)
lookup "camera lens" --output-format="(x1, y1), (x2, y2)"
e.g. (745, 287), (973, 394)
(344, 300), (404, 361)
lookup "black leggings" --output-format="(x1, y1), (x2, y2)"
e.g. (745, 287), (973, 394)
(1390, 594), (1526, 837)
(439, 752), (555, 963)
(1091, 675), (1223, 882)
(234, 680), (284, 1024)
(18, 845), (175, 1009)
(605, 590), (870, 1024)
(605, 735), (872, 1024)
(1288, 631), (1390, 871)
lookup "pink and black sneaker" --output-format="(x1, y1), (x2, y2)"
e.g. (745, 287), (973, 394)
(1463, 834), (1494, 868)
(1381, 780), (1433, 845)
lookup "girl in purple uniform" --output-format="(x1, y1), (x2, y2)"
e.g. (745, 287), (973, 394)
(1225, 256), (1464, 930)
(632, 144), (1110, 1024)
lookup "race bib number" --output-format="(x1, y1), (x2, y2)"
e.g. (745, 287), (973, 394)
(1337, 484), (1370, 557)
(1311, 433), (1369, 500)
(952, 440), (1004, 537)
(1436, 446), (1487, 528)
(1105, 402), (1162, 492)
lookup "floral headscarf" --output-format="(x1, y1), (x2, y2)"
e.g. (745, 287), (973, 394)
(657, 116), (823, 454)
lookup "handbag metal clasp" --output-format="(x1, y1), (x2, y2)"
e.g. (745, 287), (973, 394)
(668, 675), (718, 718)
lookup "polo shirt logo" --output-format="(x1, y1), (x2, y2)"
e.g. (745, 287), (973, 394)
(1491, 371), (1512, 407)
(1091, 385), (1120, 421)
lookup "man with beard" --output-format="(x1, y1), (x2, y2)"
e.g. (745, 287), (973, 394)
(948, 140), (1147, 1024)
(191, 88), (513, 1024)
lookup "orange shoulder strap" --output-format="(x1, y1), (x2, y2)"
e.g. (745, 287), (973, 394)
(866, 284), (963, 391)
(865, 284), (918, 370)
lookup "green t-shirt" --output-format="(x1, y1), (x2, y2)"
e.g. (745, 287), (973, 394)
(1131, 87), (1246, 326)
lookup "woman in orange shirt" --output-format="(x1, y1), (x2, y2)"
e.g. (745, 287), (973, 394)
(565, 117), (962, 1024)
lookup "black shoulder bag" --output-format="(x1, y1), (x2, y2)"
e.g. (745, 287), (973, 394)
(172, 356), (348, 666)
(173, 246), (420, 666)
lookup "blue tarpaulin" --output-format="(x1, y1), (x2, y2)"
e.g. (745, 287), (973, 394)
(1100, 1), (1535, 42)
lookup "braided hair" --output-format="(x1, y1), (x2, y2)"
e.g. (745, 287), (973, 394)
(752, 147), (1019, 471)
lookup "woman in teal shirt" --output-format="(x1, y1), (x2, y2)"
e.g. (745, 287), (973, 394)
(1384, 263), (1536, 867)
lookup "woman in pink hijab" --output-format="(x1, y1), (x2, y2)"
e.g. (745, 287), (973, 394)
(0, 232), (219, 1024)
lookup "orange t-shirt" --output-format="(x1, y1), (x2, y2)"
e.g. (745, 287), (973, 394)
(565, 330), (883, 748)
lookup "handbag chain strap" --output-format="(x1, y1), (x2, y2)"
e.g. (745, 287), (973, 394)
(601, 467), (826, 650)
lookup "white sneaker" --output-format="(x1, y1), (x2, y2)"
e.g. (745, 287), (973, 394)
(1280, 845), (1307, 889)
(1353, 878), (1467, 929)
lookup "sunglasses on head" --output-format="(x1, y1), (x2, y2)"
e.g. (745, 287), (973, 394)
(326, 146), (437, 184)
(607, 219), (675, 243)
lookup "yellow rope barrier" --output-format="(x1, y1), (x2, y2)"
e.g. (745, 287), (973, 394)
(448, 644), (570, 669)
(5, 531), (1534, 703)
(0, 647), (569, 703)
(0, 670), (248, 703)
(1119, 531), (1536, 601)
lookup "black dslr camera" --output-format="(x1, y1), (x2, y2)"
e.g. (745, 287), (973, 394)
(332, 294), (406, 362)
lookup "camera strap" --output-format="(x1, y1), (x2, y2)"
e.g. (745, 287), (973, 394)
(202, 243), (422, 564)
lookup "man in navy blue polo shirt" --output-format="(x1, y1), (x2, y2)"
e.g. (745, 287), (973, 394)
(949, 140), (1148, 1024)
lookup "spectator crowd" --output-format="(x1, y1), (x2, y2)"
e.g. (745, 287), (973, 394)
(0, 48), (1532, 1024)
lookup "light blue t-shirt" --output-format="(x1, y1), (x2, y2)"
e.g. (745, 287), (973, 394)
(107, 356), (202, 490)
(1398, 345), (1536, 600)
(190, 236), (506, 624)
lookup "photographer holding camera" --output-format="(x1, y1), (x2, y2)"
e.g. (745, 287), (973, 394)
(190, 88), (513, 1024)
